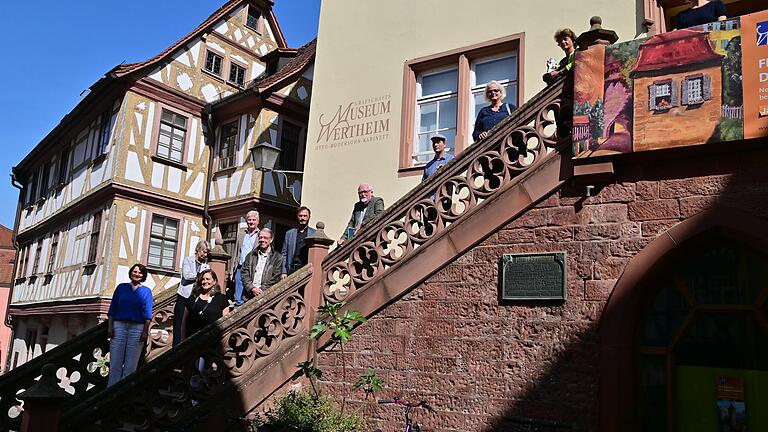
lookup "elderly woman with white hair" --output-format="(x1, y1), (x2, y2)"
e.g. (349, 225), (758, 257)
(472, 80), (517, 141)
(172, 239), (210, 346)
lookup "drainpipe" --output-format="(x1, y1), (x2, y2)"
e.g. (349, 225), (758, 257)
(4, 170), (24, 371)
(202, 105), (215, 242)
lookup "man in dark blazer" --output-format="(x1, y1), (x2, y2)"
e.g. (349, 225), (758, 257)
(280, 206), (316, 279)
(339, 183), (385, 244)
(240, 228), (284, 299)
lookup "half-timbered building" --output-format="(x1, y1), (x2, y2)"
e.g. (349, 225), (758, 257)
(7, 0), (314, 369)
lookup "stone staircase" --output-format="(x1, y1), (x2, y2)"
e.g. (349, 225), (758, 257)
(2, 76), (572, 432)
(0, 286), (177, 432)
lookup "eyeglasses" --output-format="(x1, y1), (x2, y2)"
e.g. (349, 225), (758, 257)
(358, 190), (372, 194)
(486, 89), (501, 94)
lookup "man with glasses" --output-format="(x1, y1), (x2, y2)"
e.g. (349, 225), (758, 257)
(338, 183), (385, 245)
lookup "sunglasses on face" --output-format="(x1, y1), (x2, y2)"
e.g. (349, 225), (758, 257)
(487, 89), (501, 95)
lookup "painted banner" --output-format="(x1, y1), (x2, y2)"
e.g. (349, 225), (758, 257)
(573, 10), (768, 159)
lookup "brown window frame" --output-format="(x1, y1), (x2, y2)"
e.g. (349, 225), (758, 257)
(245, 4), (263, 33)
(155, 108), (189, 164)
(32, 240), (43, 275)
(399, 33), (524, 176)
(16, 243), (29, 279)
(47, 232), (59, 274)
(147, 214), (180, 271)
(204, 50), (224, 76)
(276, 117), (306, 171)
(217, 119), (240, 171)
(86, 211), (102, 265)
(228, 60), (248, 87)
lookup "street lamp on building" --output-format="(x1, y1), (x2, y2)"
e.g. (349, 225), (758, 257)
(250, 143), (301, 205)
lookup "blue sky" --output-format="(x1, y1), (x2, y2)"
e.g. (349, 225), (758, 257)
(0, 0), (321, 230)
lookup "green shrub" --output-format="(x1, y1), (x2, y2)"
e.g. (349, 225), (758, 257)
(265, 391), (364, 432)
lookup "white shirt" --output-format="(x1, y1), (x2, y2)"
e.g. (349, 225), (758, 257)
(239, 230), (259, 266)
(252, 249), (270, 289)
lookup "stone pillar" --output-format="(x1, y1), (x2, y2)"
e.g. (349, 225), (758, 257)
(304, 222), (335, 325)
(575, 16), (619, 50)
(19, 363), (70, 432)
(207, 238), (232, 285)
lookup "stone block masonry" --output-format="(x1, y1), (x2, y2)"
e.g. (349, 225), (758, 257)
(315, 148), (768, 432)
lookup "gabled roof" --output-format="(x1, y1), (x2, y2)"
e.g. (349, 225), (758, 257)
(631, 29), (723, 74)
(115, 0), (287, 77)
(249, 38), (316, 93)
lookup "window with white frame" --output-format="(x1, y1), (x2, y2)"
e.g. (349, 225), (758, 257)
(157, 109), (187, 163)
(415, 67), (458, 165)
(148, 215), (178, 270)
(682, 75), (711, 106)
(649, 80), (676, 111)
(205, 51), (223, 76)
(218, 121), (239, 170)
(229, 63), (246, 86)
(470, 54), (519, 123)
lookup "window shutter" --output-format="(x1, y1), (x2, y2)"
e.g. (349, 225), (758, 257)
(671, 80), (680, 106)
(648, 84), (656, 111)
(681, 78), (689, 106)
(703, 75), (712, 100)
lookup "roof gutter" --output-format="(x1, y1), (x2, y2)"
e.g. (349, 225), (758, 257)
(4, 170), (24, 370)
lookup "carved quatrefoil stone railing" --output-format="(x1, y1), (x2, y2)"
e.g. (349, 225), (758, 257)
(59, 267), (313, 432)
(322, 78), (570, 304)
(0, 286), (177, 432)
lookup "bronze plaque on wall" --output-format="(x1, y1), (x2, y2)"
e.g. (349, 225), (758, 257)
(500, 252), (567, 300)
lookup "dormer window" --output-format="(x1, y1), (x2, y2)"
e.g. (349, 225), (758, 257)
(246, 6), (261, 32)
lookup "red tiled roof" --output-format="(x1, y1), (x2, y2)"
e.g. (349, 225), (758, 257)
(250, 38), (316, 93)
(115, 0), (286, 77)
(632, 29), (722, 74)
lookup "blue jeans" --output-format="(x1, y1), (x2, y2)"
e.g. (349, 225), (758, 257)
(234, 267), (245, 306)
(108, 321), (144, 387)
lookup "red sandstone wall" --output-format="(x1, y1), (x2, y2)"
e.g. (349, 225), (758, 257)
(314, 149), (768, 432)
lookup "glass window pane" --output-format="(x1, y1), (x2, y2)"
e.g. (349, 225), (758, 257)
(641, 278), (690, 347)
(421, 69), (458, 96)
(475, 56), (517, 85)
(419, 102), (437, 133)
(161, 110), (173, 123)
(166, 220), (178, 237)
(473, 92), (486, 119)
(637, 354), (667, 432)
(171, 150), (182, 162)
(151, 221), (164, 236)
(162, 255), (175, 269)
(174, 115), (186, 128)
(504, 83), (518, 106)
(438, 98), (457, 129)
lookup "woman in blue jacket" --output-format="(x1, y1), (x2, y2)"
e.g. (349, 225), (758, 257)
(472, 80), (516, 141)
(107, 263), (153, 387)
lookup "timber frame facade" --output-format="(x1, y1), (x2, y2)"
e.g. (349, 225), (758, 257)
(6, 0), (315, 370)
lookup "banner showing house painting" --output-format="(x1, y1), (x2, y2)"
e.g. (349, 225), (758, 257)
(572, 9), (768, 158)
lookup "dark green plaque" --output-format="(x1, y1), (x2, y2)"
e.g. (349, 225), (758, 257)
(500, 252), (567, 300)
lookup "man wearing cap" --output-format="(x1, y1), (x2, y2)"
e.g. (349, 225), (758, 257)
(422, 134), (455, 181)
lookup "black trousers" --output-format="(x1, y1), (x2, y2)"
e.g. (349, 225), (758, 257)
(172, 294), (187, 347)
